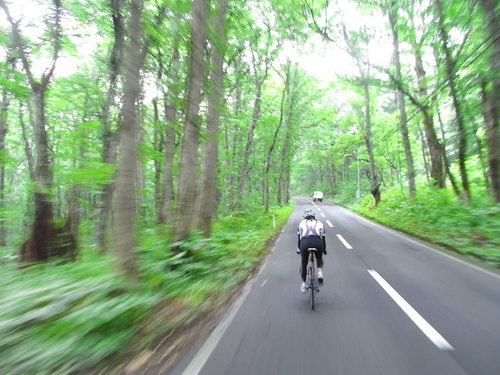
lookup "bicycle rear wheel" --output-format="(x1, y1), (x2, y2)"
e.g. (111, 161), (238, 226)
(310, 277), (315, 310)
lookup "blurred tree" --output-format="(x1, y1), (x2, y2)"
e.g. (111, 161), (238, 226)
(195, 0), (228, 235)
(172, 0), (209, 245)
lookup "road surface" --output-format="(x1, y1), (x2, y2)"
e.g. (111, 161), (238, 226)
(168, 198), (500, 375)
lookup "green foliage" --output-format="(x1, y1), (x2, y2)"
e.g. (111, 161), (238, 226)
(353, 186), (500, 267)
(0, 204), (293, 374)
(0, 252), (161, 375)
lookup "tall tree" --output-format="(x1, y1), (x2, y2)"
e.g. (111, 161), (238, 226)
(344, 27), (381, 205)
(434, 0), (471, 200)
(112, 0), (145, 278)
(235, 24), (274, 209)
(95, 0), (125, 252)
(195, 0), (227, 235)
(264, 61), (290, 213)
(160, 39), (181, 225)
(172, 0), (209, 244)
(478, 0), (500, 202)
(0, 77), (9, 246)
(407, 2), (446, 188)
(386, 0), (415, 199)
(1, 0), (76, 261)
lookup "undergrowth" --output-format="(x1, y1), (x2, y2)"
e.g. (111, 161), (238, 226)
(0, 204), (293, 375)
(350, 187), (500, 268)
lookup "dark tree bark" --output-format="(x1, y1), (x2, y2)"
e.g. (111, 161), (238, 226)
(407, 30), (445, 188)
(112, 0), (145, 278)
(436, 108), (461, 196)
(1, 0), (76, 262)
(342, 26), (380, 205)
(0, 89), (9, 246)
(387, 1), (415, 199)
(195, 0), (227, 236)
(235, 27), (273, 208)
(434, 0), (471, 200)
(225, 54), (243, 211)
(19, 104), (34, 180)
(263, 61), (290, 213)
(361, 78), (381, 205)
(160, 41), (181, 225)
(95, 0), (125, 252)
(152, 98), (163, 221)
(478, 0), (500, 202)
(172, 0), (209, 244)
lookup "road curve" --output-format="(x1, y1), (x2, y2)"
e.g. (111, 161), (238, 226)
(168, 198), (500, 375)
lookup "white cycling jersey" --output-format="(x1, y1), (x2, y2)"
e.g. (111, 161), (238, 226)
(297, 218), (325, 239)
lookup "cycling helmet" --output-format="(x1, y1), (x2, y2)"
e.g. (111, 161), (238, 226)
(303, 209), (315, 218)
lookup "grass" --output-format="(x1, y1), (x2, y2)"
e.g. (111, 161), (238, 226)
(349, 187), (500, 268)
(0, 204), (294, 375)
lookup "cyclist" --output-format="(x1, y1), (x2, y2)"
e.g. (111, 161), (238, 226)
(297, 209), (326, 293)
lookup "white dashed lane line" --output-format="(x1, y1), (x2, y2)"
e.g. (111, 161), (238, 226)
(326, 220), (334, 227)
(368, 270), (454, 351)
(320, 212), (325, 218)
(336, 234), (353, 249)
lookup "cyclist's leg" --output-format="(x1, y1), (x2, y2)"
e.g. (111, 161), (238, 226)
(299, 238), (312, 282)
(310, 236), (324, 268)
(300, 249), (308, 281)
(312, 237), (324, 284)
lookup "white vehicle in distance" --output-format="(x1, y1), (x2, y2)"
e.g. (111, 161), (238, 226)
(312, 191), (323, 202)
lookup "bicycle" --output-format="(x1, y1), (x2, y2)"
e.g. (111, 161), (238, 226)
(306, 247), (320, 310)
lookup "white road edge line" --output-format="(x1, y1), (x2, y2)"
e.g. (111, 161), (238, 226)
(336, 234), (352, 249)
(181, 229), (283, 375)
(367, 270), (454, 351)
(345, 208), (500, 281)
(320, 212), (325, 218)
(326, 220), (334, 228)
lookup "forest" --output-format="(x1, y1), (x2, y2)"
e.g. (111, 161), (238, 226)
(0, 0), (498, 373)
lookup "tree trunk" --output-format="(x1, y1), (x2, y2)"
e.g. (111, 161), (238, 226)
(434, 0), (471, 200)
(478, 0), (500, 202)
(1, 0), (77, 262)
(388, 2), (415, 199)
(96, 0), (124, 251)
(236, 79), (264, 208)
(328, 164), (337, 197)
(112, 0), (144, 278)
(152, 99), (163, 221)
(158, 42), (181, 225)
(0, 89), (9, 246)
(19, 103), (34, 180)
(22, 87), (55, 262)
(437, 108), (461, 196)
(278, 65), (299, 206)
(226, 55), (243, 211)
(409, 35), (445, 187)
(235, 30), (272, 209)
(471, 104), (491, 192)
(195, 0), (227, 236)
(362, 79), (381, 205)
(264, 62), (290, 213)
(172, 0), (209, 244)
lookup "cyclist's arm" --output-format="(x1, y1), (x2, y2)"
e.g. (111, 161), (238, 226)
(297, 223), (303, 250)
(321, 224), (326, 253)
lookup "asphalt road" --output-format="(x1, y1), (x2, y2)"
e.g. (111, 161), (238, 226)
(168, 198), (500, 375)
